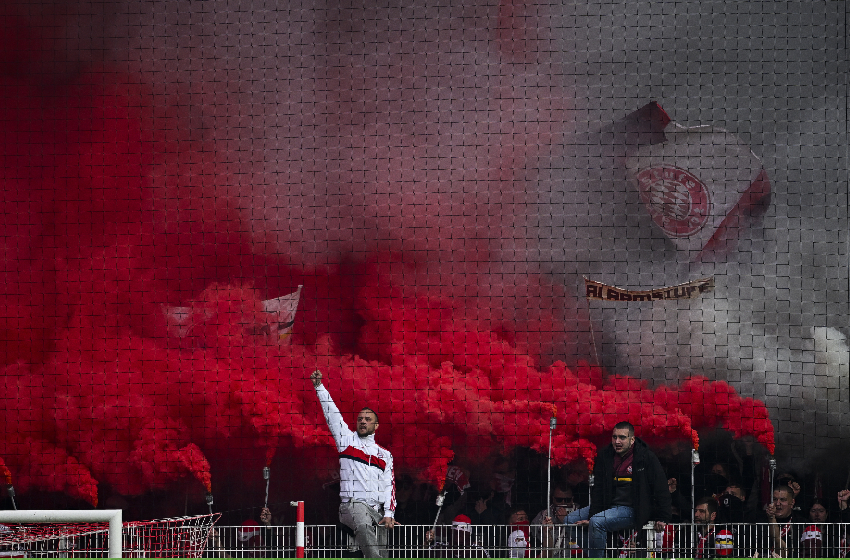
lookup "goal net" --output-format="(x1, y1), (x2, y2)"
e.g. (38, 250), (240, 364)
(0, 511), (219, 558)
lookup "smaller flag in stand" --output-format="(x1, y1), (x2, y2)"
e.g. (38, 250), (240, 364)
(716, 527), (735, 557)
(163, 285), (303, 344)
(801, 525), (824, 558)
(257, 285), (303, 342)
(444, 465), (471, 494)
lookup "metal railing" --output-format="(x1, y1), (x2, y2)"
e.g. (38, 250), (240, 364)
(4, 521), (849, 557)
(203, 521), (850, 558)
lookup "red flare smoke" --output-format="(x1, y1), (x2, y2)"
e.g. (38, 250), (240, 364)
(656, 377), (775, 454)
(0, 46), (775, 506)
(0, 261), (776, 501)
(129, 420), (214, 494)
(179, 444), (213, 494)
(0, 457), (12, 486)
(264, 447), (277, 468)
(1, 256), (776, 502)
(4, 435), (98, 506)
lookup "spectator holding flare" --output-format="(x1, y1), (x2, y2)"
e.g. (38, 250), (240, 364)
(758, 484), (805, 558)
(535, 485), (582, 557)
(311, 370), (396, 558)
(564, 421), (672, 558)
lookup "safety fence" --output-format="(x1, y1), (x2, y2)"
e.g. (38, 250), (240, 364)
(3, 521), (850, 557)
(204, 522), (850, 558)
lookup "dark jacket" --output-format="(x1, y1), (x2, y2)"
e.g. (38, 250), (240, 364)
(753, 510), (807, 558)
(589, 437), (672, 528)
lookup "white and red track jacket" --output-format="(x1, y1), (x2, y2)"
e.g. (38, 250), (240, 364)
(315, 383), (396, 518)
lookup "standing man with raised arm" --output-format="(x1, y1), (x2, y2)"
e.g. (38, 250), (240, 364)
(311, 369), (396, 558)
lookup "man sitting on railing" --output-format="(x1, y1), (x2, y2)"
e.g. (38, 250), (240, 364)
(564, 421), (672, 558)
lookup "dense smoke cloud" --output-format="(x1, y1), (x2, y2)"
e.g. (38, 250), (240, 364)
(0, 0), (844, 508)
(1, 256), (776, 503)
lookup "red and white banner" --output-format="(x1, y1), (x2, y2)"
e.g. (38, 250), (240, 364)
(445, 465), (471, 494)
(584, 276), (714, 301)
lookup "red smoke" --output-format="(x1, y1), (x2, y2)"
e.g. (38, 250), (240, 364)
(1, 457), (11, 486)
(1, 255), (777, 502)
(0, 19), (775, 508)
(656, 377), (776, 455)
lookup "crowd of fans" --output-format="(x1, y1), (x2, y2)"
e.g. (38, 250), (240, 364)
(208, 436), (850, 557)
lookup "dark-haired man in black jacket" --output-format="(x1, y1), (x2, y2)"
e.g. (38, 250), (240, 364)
(564, 421), (672, 558)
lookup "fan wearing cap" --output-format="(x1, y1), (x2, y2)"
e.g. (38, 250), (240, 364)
(424, 514), (490, 558)
(799, 499), (839, 558)
(311, 370), (396, 558)
(757, 484), (806, 558)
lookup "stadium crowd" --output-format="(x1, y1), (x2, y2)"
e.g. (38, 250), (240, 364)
(207, 433), (850, 558)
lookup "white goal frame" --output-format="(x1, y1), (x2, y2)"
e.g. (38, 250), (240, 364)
(0, 509), (122, 558)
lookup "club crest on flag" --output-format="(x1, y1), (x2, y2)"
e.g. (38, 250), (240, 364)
(635, 166), (711, 238)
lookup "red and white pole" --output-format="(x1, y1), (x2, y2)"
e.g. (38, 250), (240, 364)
(290, 500), (305, 558)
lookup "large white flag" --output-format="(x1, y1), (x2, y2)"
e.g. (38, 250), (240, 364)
(621, 103), (771, 258)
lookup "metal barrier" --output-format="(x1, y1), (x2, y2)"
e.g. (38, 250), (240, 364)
(203, 522), (850, 558)
(1, 520), (847, 557)
(649, 522), (850, 559)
